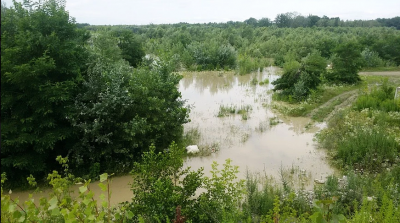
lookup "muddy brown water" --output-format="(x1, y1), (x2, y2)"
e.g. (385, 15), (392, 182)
(11, 67), (335, 206)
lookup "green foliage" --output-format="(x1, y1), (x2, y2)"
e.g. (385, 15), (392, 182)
(326, 41), (364, 84)
(354, 79), (400, 112)
(259, 78), (270, 85)
(193, 159), (246, 222)
(1, 158), (135, 223)
(112, 29), (145, 67)
(1, 1), (190, 186)
(128, 142), (204, 221)
(243, 171), (281, 219)
(238, 54), (272, 75)
(1, 0), (90, 185)
(361, 48), (384, 68)
(68, 29), (189, 175)
(184, 41), (237, 71)
(273, 50), (326, 101)
(129, 143), (245, 222)
(317, 82), (400, 173)
(309, 199), (346, 223)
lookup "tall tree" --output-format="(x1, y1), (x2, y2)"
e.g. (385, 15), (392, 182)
(69, 30), (190, 174)
(1, 0), (89, 183)
(328, 41), (364, 83)
(112, 30), (145, 67)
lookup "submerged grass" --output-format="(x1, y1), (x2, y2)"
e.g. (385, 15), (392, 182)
(258, 78), (269, 85)
(217, 104), (252, 120)
(178, 127), (201, 152)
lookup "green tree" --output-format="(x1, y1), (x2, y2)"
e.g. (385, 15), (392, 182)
(273, 51), (326, 100)
(69, 30), (189, 174)
(1, 0), (89, 184)
(112, 29), (145, 67)
(327, 41), (363, 84)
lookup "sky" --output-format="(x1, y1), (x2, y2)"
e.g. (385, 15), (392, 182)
(3, 0), (400, 25)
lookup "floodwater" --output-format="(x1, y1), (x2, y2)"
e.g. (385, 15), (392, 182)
(11, 67), (335, 206)
(180, 67), (334, 183)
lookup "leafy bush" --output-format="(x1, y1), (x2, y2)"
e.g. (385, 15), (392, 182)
(361, 48), (384, 68)
(335, 128), (399, 172)
(273, 50), (326, 101)
(184, 41), (237, 71)
(128, 142), (245, 222)
(354, 79), (400, 112)
(1, 157), (136, 223)
(69, 30), (190, 176)
(128, 142), (204, 221)
(1, 0), (90, 186)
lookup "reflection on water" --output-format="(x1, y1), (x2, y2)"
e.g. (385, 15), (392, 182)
(11, 67), (334, 205)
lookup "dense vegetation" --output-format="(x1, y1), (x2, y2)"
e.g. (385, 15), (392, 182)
(82, 13), (399, 99)
(1, 0), (189, 186)
(1, 0), (400, 222)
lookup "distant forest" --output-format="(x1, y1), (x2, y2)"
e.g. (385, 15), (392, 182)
(77, 12), (400, 30)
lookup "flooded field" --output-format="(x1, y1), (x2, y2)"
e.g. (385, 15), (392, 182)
(11, 67), (335, 205)
(180, 67), (335, 184)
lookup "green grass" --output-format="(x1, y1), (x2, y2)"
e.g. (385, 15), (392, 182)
(218, 104), (252, 119)
(259, 78), (270, 85)
(272, 74), (400, 117)
(311, 96), (347, 122)
(269, 117), (280, 126)
(179, 127), (200, 148)
(335, 128), (399, 172)
(251, 77), (258, 85)
(317, 81), (400, 175)
(217, 104), (237, 117)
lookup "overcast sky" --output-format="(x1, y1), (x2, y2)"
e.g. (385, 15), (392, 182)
(3, 0), (400, 25)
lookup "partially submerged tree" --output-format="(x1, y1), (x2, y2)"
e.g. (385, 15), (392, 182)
(272, 50), (326, 101)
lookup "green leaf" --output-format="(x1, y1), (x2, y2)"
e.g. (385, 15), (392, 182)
(79, 185), (88, 193)
(9, 203), (15, 213)
(310, 212), (326, 223)
(82, 198), (90, 206)
(88, 214), (95, 220)
(12, 210), (22, 219)
(51, 208), (61, 216)
(48, 196), (58, 210)
(100, 173), (108, 182)
(99, 193), (106, 201)
(98, 182), (107, 192)
(18, 215), (26, 222)
(125, 210), (134, 219)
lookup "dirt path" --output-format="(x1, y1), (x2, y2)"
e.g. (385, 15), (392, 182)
(359, 71), (400, 77)
(324, 91), (359, 121)
(308, 90), (359, 122)
(309, 71), (400, 123)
